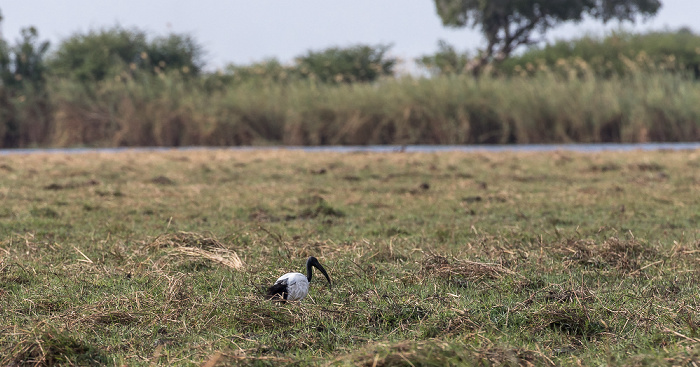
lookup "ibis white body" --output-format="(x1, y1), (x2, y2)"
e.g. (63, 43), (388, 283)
(267, 256), (332, 302)
(272, 272), (310, 301)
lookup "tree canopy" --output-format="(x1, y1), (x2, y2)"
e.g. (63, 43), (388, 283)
(433, 0), (662, 73)
(0, 18), (50, 90)
(47, 26), (205, 82)
(221, 44), (397, 86)
(295, 44), (396, 83)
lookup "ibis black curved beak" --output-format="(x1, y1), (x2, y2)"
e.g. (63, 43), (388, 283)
(307, 256), (332, 288)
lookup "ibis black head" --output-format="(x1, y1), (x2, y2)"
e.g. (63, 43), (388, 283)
(306, 256), (332, 287)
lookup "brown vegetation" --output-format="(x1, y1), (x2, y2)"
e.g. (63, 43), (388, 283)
(1, 71), (700, 148)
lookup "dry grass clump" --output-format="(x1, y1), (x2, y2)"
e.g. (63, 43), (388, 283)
(84, 310), (140, 326)
(563, 237), (658, 271)
(330, 340), (554, 367)
(1, 328), (107, 366)
(428, 311), (481, 337)
(230, 297), (296, 332)
(543, 288), (596, 304)
(207, 352), (294, 366)
(600, 237), (658, 271)
(170, 246), (244, 270)
(471, 345), (555, 367)
(421, 252), (518, 286)
(530, 305), (605, 338)
(625, 346), (700, 367)
(330, 340), (444, 367)
(149, 231), (244, 270)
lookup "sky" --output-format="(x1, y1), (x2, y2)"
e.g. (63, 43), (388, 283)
(1, 1), (699, 72)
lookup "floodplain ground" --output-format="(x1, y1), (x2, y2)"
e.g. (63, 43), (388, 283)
(0, 148), (698, 366)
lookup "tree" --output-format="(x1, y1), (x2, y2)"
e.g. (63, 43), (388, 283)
(2, 27), (50, 88)
(295, 44), (396, 83)
(223, 58), (298, 85)
(47, 26), (148, 82)
(145, 33), (205, 75)
(433, 0), (662, 74)
(416, 40), (470, 75)
(497, 28), (700, 78)
(47, 26), (205, 82)
(0, 6), (49, 89)
(0, 16), (51, 148)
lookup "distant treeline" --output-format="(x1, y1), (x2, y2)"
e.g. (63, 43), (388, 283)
(1, 26), (699, 148)
(419, 28), (700, 78)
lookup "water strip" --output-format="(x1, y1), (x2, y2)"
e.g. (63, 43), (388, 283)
(1, 142), (700, 155)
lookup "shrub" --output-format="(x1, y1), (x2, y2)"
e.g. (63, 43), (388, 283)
(416, 40), (471, 76)
(294, 44), (396, 83)
(47, 26), (205, 83)
(499, 28), (700, 78)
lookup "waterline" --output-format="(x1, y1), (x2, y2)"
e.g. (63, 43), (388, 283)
(2, 142), (700, 155)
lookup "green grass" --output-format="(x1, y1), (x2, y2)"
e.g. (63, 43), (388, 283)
(0, 149), (699, 366)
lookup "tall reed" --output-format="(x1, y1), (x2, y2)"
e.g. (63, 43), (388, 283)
(3, 70), (699, 148)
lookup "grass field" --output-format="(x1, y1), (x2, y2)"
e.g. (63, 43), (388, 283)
(0, 148), (699, 366)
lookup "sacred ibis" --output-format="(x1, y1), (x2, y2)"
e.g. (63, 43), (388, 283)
(267, 256), (332, 301)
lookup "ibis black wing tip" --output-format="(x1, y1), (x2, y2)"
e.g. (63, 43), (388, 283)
(267, 282), (288, 301)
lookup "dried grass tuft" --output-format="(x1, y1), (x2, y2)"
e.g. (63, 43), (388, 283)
(432, 312), (480, 336)
(330, 339), (554, 367)
(230, 296), (297, 332)
(170, 246), (244, 270)
(600, 237), (657, 271)
(471, 345), (555, 367)
(422, 252), (518, 285)
(563, 237), (658, 271)
(1, 328), (107, 366)
(149, 231), (244, 270)
(543, 289), (596, 304)
(330, 340), (435, 367)
(530, 305), (604, 337)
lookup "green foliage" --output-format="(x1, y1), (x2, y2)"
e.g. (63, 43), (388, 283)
(143, 33), (205, 76)
(499, 29), (700, 78)
(0, 24), (51, 148)
(416, 40), (471, 75)
(213, 44), (396, 87)
(222, 58), (299, 85)
(0, 27), (50, 89)
(432, 0), (662, 73)
(47, 26), (147, 82)
(47, 26), (205, 82)
(294, 44), (396, 83)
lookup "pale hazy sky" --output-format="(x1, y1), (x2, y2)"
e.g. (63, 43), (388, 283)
(2, 1), (698, 71)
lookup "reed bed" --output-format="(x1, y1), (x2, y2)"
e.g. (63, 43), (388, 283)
(2, 69), (700, 148)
